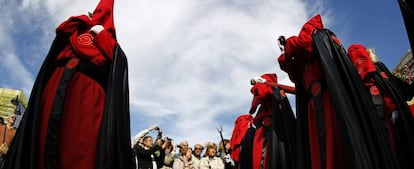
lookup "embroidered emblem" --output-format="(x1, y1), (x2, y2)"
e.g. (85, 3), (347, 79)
(77, 33), (94, 46)
(66, 58), (80, 69)
(263, 117), (272, 127)
(370, 86), (380, 96)
(310, 82), (321, 96)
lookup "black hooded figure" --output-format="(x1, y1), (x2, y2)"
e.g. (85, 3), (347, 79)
(278, 15), (402, 169)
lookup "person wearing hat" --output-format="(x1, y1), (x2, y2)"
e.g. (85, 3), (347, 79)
(348, 44), (414, 169)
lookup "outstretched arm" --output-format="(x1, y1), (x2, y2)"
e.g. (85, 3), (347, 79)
(131, 125), (159, 148)
(250, 77), (296, 94)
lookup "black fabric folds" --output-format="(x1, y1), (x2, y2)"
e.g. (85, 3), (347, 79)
(312, 29), (400, 169)
(238, 127), (256, 169)
(96, 45), (132, 169)
(3, 37), (65, 169)
(371, 67), (414, 169)
(375, 62), (414, 101)
(398, 0), (414, 51)
(267, 87), (296, 169)
(294, 83), (311, 169)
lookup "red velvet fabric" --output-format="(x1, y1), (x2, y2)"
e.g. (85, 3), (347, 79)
(35, 0), (117, 168)
(278, 15), (324, 86)
(36, 68), (106, 169)
(249, 74), (278, 124)
(410, 103), (414, 118)
(252, 127), (264, 169)
(347, 44), (377, 80)
(229, 114), (254, 162)
(348, 44), (398, 152)
(278, 15), (345, 169)
(249, 74), (280, 169)
(91, 0), (116, 39)
(307, 91), (344, 169)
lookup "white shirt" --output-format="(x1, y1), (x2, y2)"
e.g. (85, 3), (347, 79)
(199, 156), (224, 169)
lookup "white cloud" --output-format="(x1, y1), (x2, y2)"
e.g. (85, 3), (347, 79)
(0, 3), (35, 92)
(0, 0), (324, 146)
(115, 0), (315, 145)
(0, 50), (34, 91)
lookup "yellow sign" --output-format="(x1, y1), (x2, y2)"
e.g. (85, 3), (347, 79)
(0, 88), (28, 121)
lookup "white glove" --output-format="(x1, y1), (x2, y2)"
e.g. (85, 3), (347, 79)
(250, 77), (267, 85)
(90, 25), (104, 35)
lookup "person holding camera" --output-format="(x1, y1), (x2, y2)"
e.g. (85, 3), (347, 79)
(132, 125), (160, 168)
(160, 137), (176, 169)
(132, 125), (161, 149)
(133, 125), (166, 169)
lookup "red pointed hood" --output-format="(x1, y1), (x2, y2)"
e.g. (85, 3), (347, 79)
(278, 15), (324, 83)
(249, 74), (278, 120)
(348, 44), (376, 79)
(285, 14), (323, 58)
(91, 0), (116, 39)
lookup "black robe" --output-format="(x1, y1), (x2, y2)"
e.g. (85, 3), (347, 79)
(4, 35), (133, 169)
(267, 86), (296, 169)
(238, 127), (255, 169)
(375, 62), (414, 101)
(397, 0), (414, 51)
(371, 63), (414, 169)
(312, 29), (400, 169)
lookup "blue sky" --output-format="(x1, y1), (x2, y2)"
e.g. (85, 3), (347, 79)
(0, 0), (410, 148)
(326, 0), (410, 68)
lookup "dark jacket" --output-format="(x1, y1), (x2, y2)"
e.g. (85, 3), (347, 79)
(136, 145), (165, 169)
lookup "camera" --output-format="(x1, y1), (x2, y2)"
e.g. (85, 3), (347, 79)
(154, 127), (160, 131)
(163, 137), (172, 144)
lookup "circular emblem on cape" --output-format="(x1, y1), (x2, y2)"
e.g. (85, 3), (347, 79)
(370, 86), (380, 96)
(77, 33), (94, 46)
(66, 58), (80, 69)
(262, 117), (272, 127)
(310, 82), (321, 96)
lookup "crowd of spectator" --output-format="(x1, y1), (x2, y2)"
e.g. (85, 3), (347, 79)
(132, 125), (233, 169)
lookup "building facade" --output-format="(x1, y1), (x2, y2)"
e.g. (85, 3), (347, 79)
(0, 88), (28, 127)
(392, 49), (413, 84)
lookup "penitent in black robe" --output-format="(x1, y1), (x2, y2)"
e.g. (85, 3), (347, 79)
(312, 29), (400, 169)
(4, 35), (132, 169)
